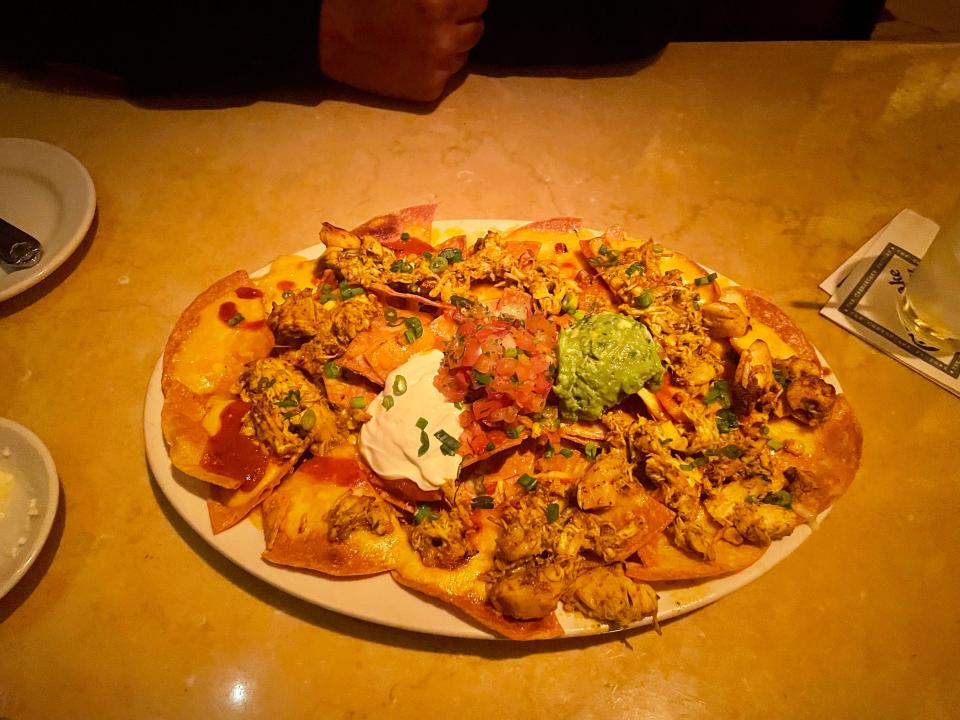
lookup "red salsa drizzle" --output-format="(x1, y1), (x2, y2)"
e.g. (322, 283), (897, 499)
(217, 300), (264, 329)
(298, 456), (364, 487)
(276, 280), (296, 291)
(201, 400), (269, 490)
(235, 286), (263, 299)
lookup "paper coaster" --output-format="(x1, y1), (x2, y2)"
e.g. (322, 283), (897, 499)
(820, 209), (960, 397)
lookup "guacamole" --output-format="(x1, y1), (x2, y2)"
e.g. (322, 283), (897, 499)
(553, 312), (664, 420)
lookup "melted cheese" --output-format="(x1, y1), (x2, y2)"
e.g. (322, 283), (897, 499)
(172, 293), (268, 396)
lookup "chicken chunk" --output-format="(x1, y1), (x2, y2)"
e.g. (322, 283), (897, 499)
(267, 289), (322, 344)
(778, 357), (837, 426)
(576, 449), (630, 511)
(701, 301), (750, 339)
(733, 339), (781, 420)
(563, 565), (658, 626)
(488, 564), (568, 620)
(326, 492), (395, 543)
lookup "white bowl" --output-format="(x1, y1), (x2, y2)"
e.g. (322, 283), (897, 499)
(0, 417), (59, 599)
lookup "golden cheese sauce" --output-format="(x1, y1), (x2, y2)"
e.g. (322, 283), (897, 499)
(359, 350), (462, 492)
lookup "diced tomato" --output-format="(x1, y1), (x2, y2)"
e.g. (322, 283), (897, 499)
(382, 236), (434, 255)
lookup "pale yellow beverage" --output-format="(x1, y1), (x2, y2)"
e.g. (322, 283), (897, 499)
(898, 199), (960, 351)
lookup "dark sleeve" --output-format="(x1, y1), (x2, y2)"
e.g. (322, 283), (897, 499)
(471, 0), (691, 66)
(1, 2), (322, 94)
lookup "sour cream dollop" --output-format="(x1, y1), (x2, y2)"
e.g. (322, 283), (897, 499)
(359, 349), (463, 492)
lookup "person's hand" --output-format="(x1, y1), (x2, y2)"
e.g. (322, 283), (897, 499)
(319, 0), (487, 101)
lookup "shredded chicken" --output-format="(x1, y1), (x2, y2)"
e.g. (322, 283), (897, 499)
(409, 507), (474, 569)
(326, 492), (394, 543)
(236, 357), (341, 457)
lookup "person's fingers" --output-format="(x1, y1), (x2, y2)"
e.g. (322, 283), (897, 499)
(448, 17), (485, 53)
(441, 50), (471, 76)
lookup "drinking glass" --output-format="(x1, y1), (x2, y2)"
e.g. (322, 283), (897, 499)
(897, 197), (960, 353)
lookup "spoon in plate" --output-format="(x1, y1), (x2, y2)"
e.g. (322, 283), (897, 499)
(0, 217), (43, 269)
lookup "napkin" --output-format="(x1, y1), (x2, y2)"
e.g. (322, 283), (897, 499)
(820, 209), (960, 398)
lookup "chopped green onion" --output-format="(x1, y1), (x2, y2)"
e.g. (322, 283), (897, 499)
(392, 374), (407, 396)
(281, 290), (294, 299)
(543, 442), (555, 459)
(584, 441), (599, 459)
(319, 283), (333, 302)
(404, 328), (416, 344)
(400, 232), (410, 241)
(503, 347), (519, 358)
(767, 438), (784, 451)
(773, 368), (789, 387)
(471, 495), (495, 510)
(561, 293), (579, 314)
(559, 448), (574, 458)
(517, 473), (537, 492)
(413, 504), (437, 524)
(634, 291), (653, 309)
(485, 441), (496, 452)
(473, 369), (493, 386)
(429, 256), (448, 272)
(417, 431), (429, 456)
(416, 417), (428, 430)
(439, 248), (463, 264)
(433, 428), (459, 446)
(227, 313), (244, 327)
(719, 444), (743, 459)
(384, 307), (398, 323)
(716, 408), (739, 434)
(761, 490), (792, 508)
(450, 295), (472, 308)
(694, 272), (719, 286)
(545, 503), (560, 523)
(422, 251), (433, 261)
(760, 425), (770, 436)
(403, 316), (423, 340)
(702, 379), (731, 407)
(382, 395), (395, 411)
(505, 426), (521, 439)
(323, 361), (341, 379)
(299, 408), (316, 431)
(276, 389), (301, 408)
(350, 396), (367, 409)
(626, 262), (645, 276)
(258, 376), (276, 390)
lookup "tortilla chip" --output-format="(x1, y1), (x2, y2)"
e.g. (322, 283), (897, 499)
(261, 456), (405, 575)
(627, 533), (767, 582)
(208, 460), (295, 533)
(390, 518), (564, 640)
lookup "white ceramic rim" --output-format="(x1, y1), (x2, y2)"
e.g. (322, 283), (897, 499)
(0, 417), (60, 600)
(144, 218), (833, 639)
(0, 138), (96, 302)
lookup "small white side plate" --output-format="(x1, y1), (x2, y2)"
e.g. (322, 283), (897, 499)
(0, 138), (96, 302)
(0, 418), (59, 600)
